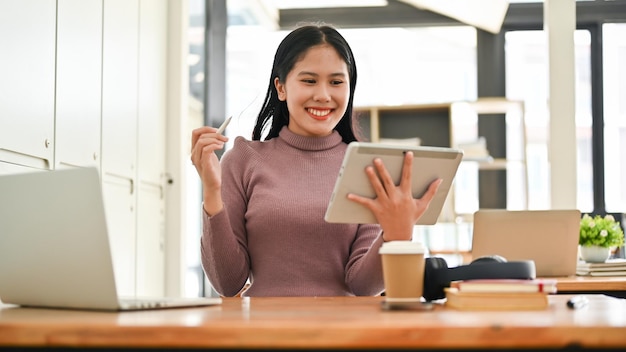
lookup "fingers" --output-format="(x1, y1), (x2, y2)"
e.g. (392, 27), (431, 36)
(348, 159), (444, 229)
(421, 178), (443, 202)
(364, 165), (387, 199)
(190, 127), (229, 163)
(191, 126), (228, 152)
(352, 155), (441, 204)
(191, 126), (229, 151)
(399, 151), (413, 192)
(372, 158), (396, 196)
(370, 151), (413, 196)
(346, 192), (375, 208)
(191, 126), (212, 151)
(191, 141), (223, 169)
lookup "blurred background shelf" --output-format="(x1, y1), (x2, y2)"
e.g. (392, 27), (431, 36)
(355, 97), (529, 224)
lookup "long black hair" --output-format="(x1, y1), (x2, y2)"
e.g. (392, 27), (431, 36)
(251, 23), (360, 143)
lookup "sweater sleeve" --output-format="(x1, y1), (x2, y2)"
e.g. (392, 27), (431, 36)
(345, 225), (386, 296)
(200, 137), (257, 297)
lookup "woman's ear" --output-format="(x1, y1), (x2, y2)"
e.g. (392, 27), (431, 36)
(274, 77), (286, 101)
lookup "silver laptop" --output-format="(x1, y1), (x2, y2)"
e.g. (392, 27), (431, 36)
(471, 209), (581, 277)
(0, 167), (222, 311)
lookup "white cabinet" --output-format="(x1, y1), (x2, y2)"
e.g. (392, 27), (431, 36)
(102, 178), (137, 297)
(136, 0), (168, 296)
(0, 0), (169, 298)
(138, 0), (167, 182)
(0, 0), (56, 170)
(100, 0), (140, 296)
(55, 0), (103, 169)
(99, 0), (169, 297)
(0, 161), (41, 176)
(136, 183), (165, 296)
(101, 0), (139, 179)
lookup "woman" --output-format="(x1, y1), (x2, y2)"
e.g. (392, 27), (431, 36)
(190, 23), (441, 297)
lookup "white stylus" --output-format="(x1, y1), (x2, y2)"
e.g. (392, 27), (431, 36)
(216, 115), (232, 135)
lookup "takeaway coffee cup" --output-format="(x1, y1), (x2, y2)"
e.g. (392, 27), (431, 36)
(379, 241), (426, 301)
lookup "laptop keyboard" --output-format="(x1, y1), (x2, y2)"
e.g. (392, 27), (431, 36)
(118, 296), (220, 310)
(119, 298), (171, 309)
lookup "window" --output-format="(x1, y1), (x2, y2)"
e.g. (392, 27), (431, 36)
(504, 29), (593, 212)
(603, 23), (626, 213)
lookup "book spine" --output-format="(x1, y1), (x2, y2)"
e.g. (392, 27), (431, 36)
(451, 282), (556, 293)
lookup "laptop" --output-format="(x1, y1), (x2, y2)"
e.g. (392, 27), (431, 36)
(0, 167), (222, 311)
(471, 209), (581, 277)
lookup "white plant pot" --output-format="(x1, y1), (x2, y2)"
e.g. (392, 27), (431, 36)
(579, 245), (611, 263)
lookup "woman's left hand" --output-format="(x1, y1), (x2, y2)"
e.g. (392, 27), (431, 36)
(347, 151), (442, 241)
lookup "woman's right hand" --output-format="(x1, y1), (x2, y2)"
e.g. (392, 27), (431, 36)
(190, 126), (229, 215)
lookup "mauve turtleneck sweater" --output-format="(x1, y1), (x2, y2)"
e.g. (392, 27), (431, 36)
(201, 126), (385, 297)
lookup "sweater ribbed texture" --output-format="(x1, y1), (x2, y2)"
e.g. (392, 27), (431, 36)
(201, 127), (385, 297)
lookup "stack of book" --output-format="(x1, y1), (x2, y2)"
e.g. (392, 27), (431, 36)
(444, 279), (558, 311)
(576, 258), (626, 276)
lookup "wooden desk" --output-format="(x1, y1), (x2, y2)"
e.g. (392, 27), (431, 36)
(1, 295), (626, 351)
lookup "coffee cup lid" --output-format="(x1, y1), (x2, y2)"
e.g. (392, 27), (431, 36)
(379, 240), (426, 254)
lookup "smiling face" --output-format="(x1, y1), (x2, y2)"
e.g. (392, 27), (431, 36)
(274, 44), (350, 138)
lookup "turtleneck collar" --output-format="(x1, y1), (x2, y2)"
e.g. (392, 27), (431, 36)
(277, 126), (344, 151)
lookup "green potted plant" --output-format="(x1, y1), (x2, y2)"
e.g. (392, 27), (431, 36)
(579, 214), (625, 263)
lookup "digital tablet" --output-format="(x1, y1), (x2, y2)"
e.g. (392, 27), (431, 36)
(324, 142), (463, 225)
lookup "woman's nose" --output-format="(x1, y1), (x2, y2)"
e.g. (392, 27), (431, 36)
(313, 85), (331, 102)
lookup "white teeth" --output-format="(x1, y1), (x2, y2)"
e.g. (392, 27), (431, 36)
(308, 108), (330, 117)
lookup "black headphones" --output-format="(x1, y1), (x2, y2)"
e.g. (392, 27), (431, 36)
(422, 255), (536, 301)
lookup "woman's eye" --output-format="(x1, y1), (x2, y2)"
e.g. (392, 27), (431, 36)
(331, 80), (344, 85)
(302, 79), (316, 84)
